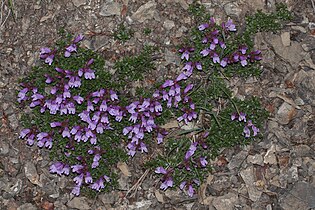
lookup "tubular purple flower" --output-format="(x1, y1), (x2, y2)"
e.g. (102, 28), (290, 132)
(187, 185), (194, 197)
(238, 112), (246, 122)
(19, 128), (31, 138)
(110, 90), (118, 101)
(91, 177), (105, 191)
(198, 23), (209, 31)
(73, 34), (84, 43)
(74, 173), (84, 186)
(155, 166), (167, 174)
(160, 177), (173, 190)
(71, 164), (84, 173)
(85, 172), (93, 184)
(243, 126), (250, 138)
(183, 84), (194, 94)
(252, 125), (259, 136)
(200, 157), (208, 167)
(71, 184), (81, 196)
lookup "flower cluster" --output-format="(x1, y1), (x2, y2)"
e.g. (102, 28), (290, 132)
(231, 112), (260, 137)
(19, 16), (264, 198)
(198, 18), (261, 68)
(155, 17), (262, 197)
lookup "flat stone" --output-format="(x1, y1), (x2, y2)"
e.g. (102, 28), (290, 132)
(227, 151), (248, 170)
(240, 166), (262, 202)
(224, 2), (242, 18)
(247, 154), (264, 166)
(163, 19), (175, 30)
(276, 102), (297, 125)
(131, 1), (157, 23)
(281, 32), (291, 47)
(266, 33), (303, 68)
(67, 197), (90, 210)
(72, 0), (86, 7)
(17, 203), (36, 210)
(0, 141), (9, 155)
(264, 145), (277, 165)
(24, 162), (41, 186)
(279, 181), (315, 209)
(99, 192), (117, 205)
(212, 193), (239, 210)
(99, 0), (121, 17)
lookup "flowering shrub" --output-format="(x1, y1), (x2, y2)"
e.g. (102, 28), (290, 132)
(18, 3), (291, 197)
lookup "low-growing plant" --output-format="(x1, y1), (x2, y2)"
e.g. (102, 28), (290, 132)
(113, 23), (134, 42)
(18, 3), (290, 198)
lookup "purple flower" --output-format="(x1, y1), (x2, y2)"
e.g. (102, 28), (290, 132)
(187, 184), (194, 197)
(73, 173), (84, 186)
(71, 164), (84, 173)
(85, 172), (93, 184)
(179, 47), (194, 61)
(161, 80), (174, 89)
(157, 133), (164, 144)
(160, 177), (173, 190)
(71, 184), (81, 196)
(110, 90), (118, 101)
(40, 47), (55, 65)
(243, 126), (250, 138)
(155, 166), (167, 174)
(238, 112), (246, 122)
(200, 48), (211, 57)
(220, 58), (228, 67)
(240, 55), (248, 67)
(91, 177), (105, 191)
(231, 112), (237, 121)
(252, 125), (259, 136)
(49, 162), (70, 175)
(183, 84), (194, 95)
(200, 157), (208, 167)
(17, 88), (29, 103)
(180, 181), (187, 190)
(185, 142), (197, 160)
(198, 23), (209, 31)
(19, 128), (31, 138)
(140, 142), (148, 153)
(222, 19), (236, 32)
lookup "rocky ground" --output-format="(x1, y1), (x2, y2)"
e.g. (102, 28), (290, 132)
(0, 0), (315, 209)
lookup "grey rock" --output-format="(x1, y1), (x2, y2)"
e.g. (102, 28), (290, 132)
(0, 141), (9, 155)
(163, 19), (175, 30)
(17, 203), (37, 210)
(266, 33), (303, 68)
(302, 36), (315, 51)
(264, 145), (277, 165)
(276, 102), (297, 125)
(99, 0), (121, 17)
(292, 145), (314, 157)
(240, 166), (262, 202)
(72, 0), (86, 7)
(8, 114), (19, 130)
(127, 200), (152, 210)
(212, 193), (239, 210)
(247, 154), (264, 166)
(54, 201), (68, 210)
(300, 70), (315, 93)
(24, 162), (41, 186)
(7, 179), (23, 196)
(227, 151), (248, 170)
(67, 197), (90, 210)
(99, 192), (117, 205)
(164, 49), (180, 66)
(131, 1), (157, 23)
(281, 31), (291, 47)
(279, 181), (315, 209)
(224, 2), (242, 18)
